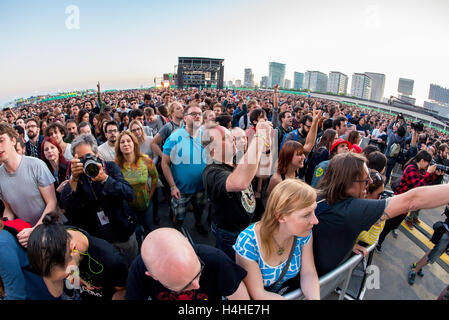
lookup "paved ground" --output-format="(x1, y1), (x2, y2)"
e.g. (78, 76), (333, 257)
(152, 188), (449, 300)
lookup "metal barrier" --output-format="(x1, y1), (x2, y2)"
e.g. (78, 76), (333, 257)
(284, 243), (377, 300)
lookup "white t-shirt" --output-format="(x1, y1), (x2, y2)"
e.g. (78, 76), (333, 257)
(97, 142), (116, 162)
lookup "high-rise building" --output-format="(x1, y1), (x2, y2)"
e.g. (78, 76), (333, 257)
(365, 72), (385, 102)
(244, 68), (254, 87)
(260, 76), (268, 88)
(268, 62), (286, 88)
(283, 79), (291, 89)
(398, 78), (414, 96)
(351, 73), (372, 100)
(293, 72), (304, 90)
(304, 71), (328, 93)
(327, 72), (348, 95)
(429, 84), (449, 105)
(235, 79), (242, 87)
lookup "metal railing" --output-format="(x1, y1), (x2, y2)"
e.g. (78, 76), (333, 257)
(284, 243), (377, 300)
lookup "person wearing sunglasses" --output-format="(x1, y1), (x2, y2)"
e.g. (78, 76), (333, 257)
(312, 151), (449, 277)
(125, 228), (249, 300)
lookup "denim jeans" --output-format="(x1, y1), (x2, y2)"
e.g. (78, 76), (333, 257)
(211, 222), (240, 262)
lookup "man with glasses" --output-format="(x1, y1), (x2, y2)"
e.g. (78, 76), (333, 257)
(161, 104), (208, 235)
(25, 118), (44, 159)
(97, 121), (118, 161)
(125, 228), (249, 300)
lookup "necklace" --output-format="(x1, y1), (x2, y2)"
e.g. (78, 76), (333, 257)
(272, 235), (291, 256)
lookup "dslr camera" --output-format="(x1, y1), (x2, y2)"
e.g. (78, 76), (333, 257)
(80, 154), (102, 178)
(430, 160), (449, 174)
(410, 121), (424, 132)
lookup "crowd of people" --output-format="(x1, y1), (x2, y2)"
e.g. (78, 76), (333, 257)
(1, 82), (449, 300)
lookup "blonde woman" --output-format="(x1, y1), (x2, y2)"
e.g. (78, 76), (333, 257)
(129, 120), (154, 161)
(234, 179), (320, 300)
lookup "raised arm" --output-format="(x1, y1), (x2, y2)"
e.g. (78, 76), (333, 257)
(271, 85), (280, 128)
(226, 120), (272, 192)
(303, 107), (322, 155)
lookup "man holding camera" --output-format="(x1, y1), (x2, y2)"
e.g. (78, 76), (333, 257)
(60, 134), (138, 266)
(384, 114), (407, 185)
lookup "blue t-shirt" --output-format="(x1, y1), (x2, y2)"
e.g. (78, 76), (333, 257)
(163, 127), (206, 194)
(0, 229), (55, 300)
(233, 223), (312, 290)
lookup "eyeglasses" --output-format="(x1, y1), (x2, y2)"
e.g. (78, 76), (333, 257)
(107, 129), (118, 134)
(354, 176), (372, 186)
(26, 125), (38, 129)
(187, 112), (202, 117)
(171, 257), (205, 293)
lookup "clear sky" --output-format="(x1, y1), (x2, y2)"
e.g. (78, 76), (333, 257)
(1, 0), (449, 106)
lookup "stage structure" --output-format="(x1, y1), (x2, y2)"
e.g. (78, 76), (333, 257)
(177, 57), (224, 89)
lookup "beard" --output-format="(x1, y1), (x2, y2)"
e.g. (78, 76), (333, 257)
(27, 131), (37, 139)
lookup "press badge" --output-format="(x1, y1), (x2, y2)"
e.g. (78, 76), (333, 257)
(97, 211), (110, 225)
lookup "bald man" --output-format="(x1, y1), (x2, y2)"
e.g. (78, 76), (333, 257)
(125, 228), (249, 300)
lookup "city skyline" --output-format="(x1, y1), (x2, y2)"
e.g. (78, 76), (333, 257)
(1, 0), (449, 107)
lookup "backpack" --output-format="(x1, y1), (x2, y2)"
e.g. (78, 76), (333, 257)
(396, 147), (409, 165)
(388, 142), (401, 158)
(280, 130), (300, 151)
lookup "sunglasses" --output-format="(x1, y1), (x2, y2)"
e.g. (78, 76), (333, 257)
(354, 176), (371, 186)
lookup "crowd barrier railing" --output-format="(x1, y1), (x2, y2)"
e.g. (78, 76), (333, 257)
(284, 242), (377, 300)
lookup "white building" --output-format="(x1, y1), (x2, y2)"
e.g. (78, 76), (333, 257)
(327, 72), (348, 95)
(351, 73), (372, 100)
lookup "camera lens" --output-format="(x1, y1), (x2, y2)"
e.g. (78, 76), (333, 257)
(84, 160), (100, 178)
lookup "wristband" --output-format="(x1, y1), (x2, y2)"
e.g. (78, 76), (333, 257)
(254, 134), (270, 148)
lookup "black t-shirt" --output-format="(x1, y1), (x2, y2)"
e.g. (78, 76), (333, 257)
(202, 163), (256, 232)
(125, 244), (247, 300)
(312, 197), (386, 276)
(64, 227), (128, 300)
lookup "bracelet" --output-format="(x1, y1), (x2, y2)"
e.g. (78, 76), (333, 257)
(170, 185), (177, 190)
(254, 134), (270, 148)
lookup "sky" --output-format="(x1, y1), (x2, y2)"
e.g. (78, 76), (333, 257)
(1, 0), (449, 106)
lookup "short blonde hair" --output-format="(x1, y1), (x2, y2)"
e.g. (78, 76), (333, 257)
(260, 179), (317, 258)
